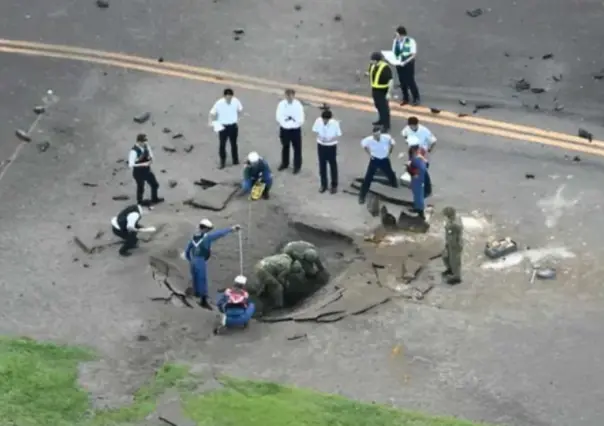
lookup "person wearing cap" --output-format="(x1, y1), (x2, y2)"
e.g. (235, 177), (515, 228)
(368, 52), (393, 132)
(312, 107), (342, 194)
(128, 134), (164, 206)
(242, 151), (272, 199)
(406, 144), (428, 219)
(208, 88), (243, 169)
(110, 204), (153, 257)
(392, 26), (420, 106)
(358, 126), (399, 204)
(184, 219), (241, 310)
(276, 88), (305, 174)
(214, 275), (256, 334)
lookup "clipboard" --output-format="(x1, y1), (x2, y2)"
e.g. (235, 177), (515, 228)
(211, 121), (225, 133)
(381, 50), (403, 66)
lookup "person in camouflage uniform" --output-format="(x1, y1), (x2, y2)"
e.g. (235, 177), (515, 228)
(282, 241), (325, 276)
(442, 206), (463, 285)
(251, 253), (293, 308)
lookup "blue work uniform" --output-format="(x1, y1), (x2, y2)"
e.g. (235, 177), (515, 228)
(408, 154), (428, 212)
(216, 288), (256, 328)
(242, 159), (273, 194)
(185, 228), (233, 297)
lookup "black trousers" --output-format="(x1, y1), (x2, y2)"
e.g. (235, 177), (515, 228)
(112, 226), (138, 255)
(132, 167), (159, 205)
(218, 124), (239, 166)
(396, 60), (420, 103)
(279, 127), (302, 170)
(359, 157), (398, 201)
(371, 89), (390, 131)
(317, 144), (338, 189)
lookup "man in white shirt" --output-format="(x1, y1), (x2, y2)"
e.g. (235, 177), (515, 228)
(392, 26), (420, 105)
(276, 88), (305, 174)
(312, 108), (342, 193)
(209, 88), (243, 169)
(128, 133), (164, 206)
(401, 116), (435, 196)
(358, 126), (399, 204)
(110, 204), (150, 257)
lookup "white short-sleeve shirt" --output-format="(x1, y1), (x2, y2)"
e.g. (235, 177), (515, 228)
(210, 97), (243, 125)
(402, 124), (436, 150)
(361, 134), (395, 159)
(312, 118), (342, 146)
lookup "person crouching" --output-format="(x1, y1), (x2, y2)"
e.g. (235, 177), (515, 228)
(214, 275), (256, 335)
(242, 151), (272, 199)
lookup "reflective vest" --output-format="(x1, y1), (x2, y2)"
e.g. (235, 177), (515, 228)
(369, 62), (390, 89)
(225, 288), (249, 306)
(190, 234), (211, 260)
(394, 38), (414, 61)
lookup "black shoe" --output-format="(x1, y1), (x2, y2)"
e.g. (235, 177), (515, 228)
(447, 277), (461, 285)
(277, 164), (288, 171)
(151, 197), (164, 204)
(262, 191), (270, 200)
(119, 251), (132, 257)
(400, 100), (409, 106)
(319, 187), (327, 193)
(218, 164), (225, 170)
(372, 120), (381, 125)
(358, 197), (365, 205)
(292, 168), (300, 175)
(441, 269), (453, 276)
(412, 100), (421, 106)
(233, 160), (240, 165)
(330, 187), (338, 194)
(198, 297), (213, 311)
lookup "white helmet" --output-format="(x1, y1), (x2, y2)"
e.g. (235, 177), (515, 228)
(234, 275), (247, 285)
(247, 151), (260, 163)
(199, 218), (213, 229)
(406, 134), (420, 147)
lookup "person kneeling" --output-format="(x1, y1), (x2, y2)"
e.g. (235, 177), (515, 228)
(214, 275), (256, 334)
(242, 151), (272, 199)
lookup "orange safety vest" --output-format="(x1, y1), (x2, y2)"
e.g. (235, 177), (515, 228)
(369, 61), (390, 89)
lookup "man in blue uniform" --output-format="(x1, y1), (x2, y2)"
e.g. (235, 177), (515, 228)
(241, 151), (272, 199)
(184, 219), (240, 310)
(214, 275), (256, 335)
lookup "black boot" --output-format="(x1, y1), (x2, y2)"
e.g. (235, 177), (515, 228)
(447, 277), (461, 285)
(441, 269), (452, 276)
(151, 197), (164, 204)
(319, 186), (327, 193)
(262, 189), (270, 200)
(277, 164), (288, 171)
(198, 296), (213, 310)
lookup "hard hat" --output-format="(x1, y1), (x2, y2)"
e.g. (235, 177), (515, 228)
(406, 134), (420, 146)
(199, 218), (213, 229)
(247, 151), (260, 163)
(234, 275), (247, 285)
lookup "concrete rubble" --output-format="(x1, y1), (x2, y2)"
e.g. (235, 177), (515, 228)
(73, 223), (166, 254)
(183, 181), (239, 211)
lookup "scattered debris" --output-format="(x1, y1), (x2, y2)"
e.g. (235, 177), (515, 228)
(294, 4), (302, 11)
(554, 104), (564, 112)
(534, 104), (540, 110)
(458, 99), (467, 106)
(233, 28), (245, 35)
(33, 106), (46, 115)
(95, 0), (109, 9)
(66, 225), (72, 229)
(194, 178), (217, 189)
(161, 169), (167, 173)
(504, 52), (510, 57)
(484, 237), (518, 260)
(162, 127), (171, 133)
(136, 334), (149, 342)
(472, 103), (493, 114)
(333, 14), (342, 21)
(172, 132), (184, 139)
(94, 230), (104, 239)
(525, 173), (535, 179)
(552, 74), (562, 82)
(593, 70), (603, 80)
(82, 263), (90, 268)
(429, 108), (441, 114)
(458, 113), (469, 117)
(15, 129), (31, 142)
(183, 144), (194, 153)
(168, 180), (178, 188)
(287, 333), (307, 341)
(466, 8), (483, 17)
(578, 128), (593, 142)
(573, 155), (581, 162)
(542, 53), (554, 60)
(158, 57), (164, 63)
(36, 141), (50, 152)
(531, 88), (546, 94)
(133, 112), (151, 124)
(112, 195), (130, 201)
(162, 146), (177, 153)
(536, 267), (556, 280)
(514, 78), (531, 92)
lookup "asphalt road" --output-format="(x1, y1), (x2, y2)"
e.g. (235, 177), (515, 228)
(1, 1), (604, 425)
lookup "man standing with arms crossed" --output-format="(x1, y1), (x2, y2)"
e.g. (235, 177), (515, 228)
(393, 26), (421, 106)
(276, 88), (305, 174)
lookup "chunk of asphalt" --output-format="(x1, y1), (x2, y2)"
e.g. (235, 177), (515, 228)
(96, 0), (109, 9)
(294, 4), (301, 11)
(466, 8), (483, 17)
(554, 104), (564, 112)
(33, 105), (46, 114)
(542, 53), (554, 60)
(553, 74), (562, 82)
(429, 108), (441, 114)
(158, 57), (164, 63)
(578, 128), (593, 142)
(514, 78), (531, 92)
(531, 88), (546, 94)
(15, 129), (31, 142)
(162, 146), (177, 153)
(573, 156), (581, 162)
(458, 99), (467, 106)
(233, 28), (245, 35)
(37, 141), (50, 152)
(525, 173), (535, 179)
(183, 144), (194, 153)
(333, 14), (342, 21)
(133, 112), (151, 124)
(168, 180), (178, 188)
(287, 333), (307, 341)
(594, 73), (604, 80)
(162, 127), (171, 133)
(112, 195), (130, 201)
(172, 133), (184, 139)
(81, 182), (98, 187)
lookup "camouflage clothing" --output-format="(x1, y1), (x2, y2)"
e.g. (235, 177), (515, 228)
(442, 207), (463, 281)
(252, 253), (292, 308)
(283, 241), (324, 276)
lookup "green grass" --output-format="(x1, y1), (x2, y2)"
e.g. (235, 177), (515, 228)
(0, 336), (489, 426)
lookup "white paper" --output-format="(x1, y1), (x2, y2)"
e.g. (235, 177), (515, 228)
(400, 172), (411, 183)
(381, 50), (403, 66)
(139, 226), (157, 233)
(211, 121), (224, 133)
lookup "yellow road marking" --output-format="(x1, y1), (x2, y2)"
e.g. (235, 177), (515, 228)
(1, 42), (603, 158)
(1, 38), (601, 148)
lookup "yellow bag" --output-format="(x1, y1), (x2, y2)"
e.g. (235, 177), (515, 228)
(249, 181), (266, 201)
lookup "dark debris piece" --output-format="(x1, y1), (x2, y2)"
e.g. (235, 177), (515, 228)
(552, 74), (562, 82)
(294, 4), (302, 11)
(133, 112), (151, 124)
(593, 72), (604, 80)
(172, 132), (184, 139)
(15, 129), (31, 142)
(162, 146), (177, 153)
(183, 144), (194, 153)
(162, 127), (171, 133)
(514, 78), (531, 92)
(233, 28), (245, 35)
(36, 141), (50, 152)
(573, 156), (581, 162)
(466, 8), (483, 17)
(333, 14), (342, 21)
(430, 108), (441, 114)
(158, 57), (164, 63)
(525, 173), (535, 179)
(530, 88), (546, 94)
(458, 99), (467, 106)
(542, 53), (554, 60)
(287, 333), (308, 341)
(112, 195), (130, 201)
(168, 180), (178, 188)
(578, 128), (593, 142)
(96, 0), (109, 9)
(33, 105), (46, 115)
